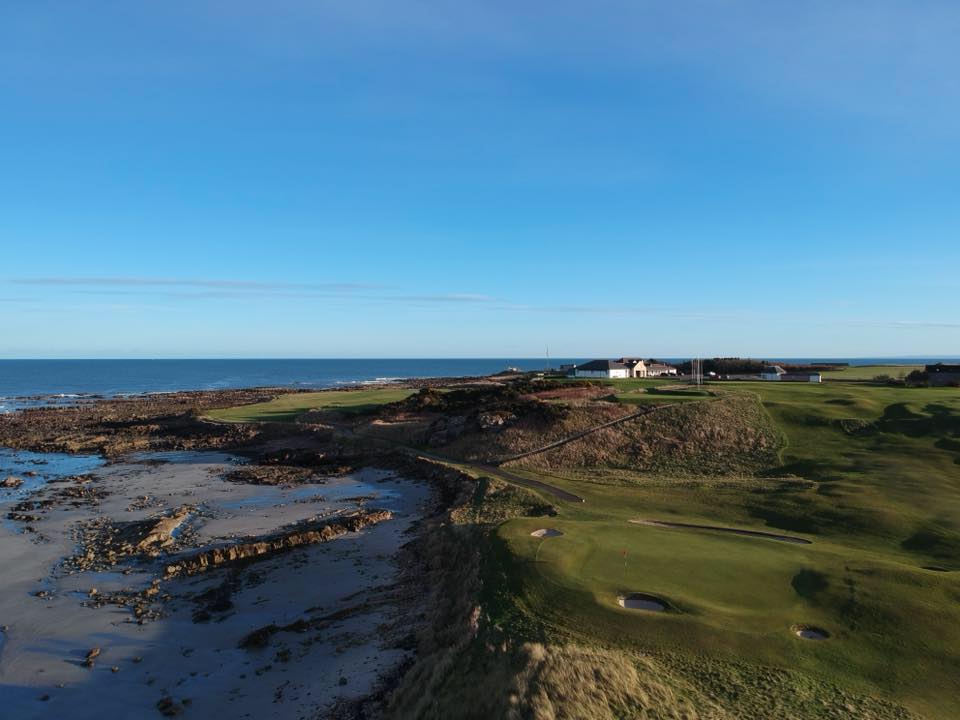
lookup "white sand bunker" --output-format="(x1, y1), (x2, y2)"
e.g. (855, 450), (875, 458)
(530, 528), (563, 538)
(793, 624), (830, 640)
(618, 593), (668, 612)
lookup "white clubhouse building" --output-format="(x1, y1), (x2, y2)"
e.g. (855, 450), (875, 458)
(570, 358), (678, 379)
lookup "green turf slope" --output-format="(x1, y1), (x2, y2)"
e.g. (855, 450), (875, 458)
(492, 380), (960, 719)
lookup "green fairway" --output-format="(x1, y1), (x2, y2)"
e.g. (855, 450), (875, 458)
(491, 378), (960, 718)
(205, 388), (414, 423)
(821, 364), (922, 381)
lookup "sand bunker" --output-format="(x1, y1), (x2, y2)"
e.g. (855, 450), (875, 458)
(530, 528), (563, 538)
(630, 519), (812, 544)
(617, 593), (668, 612)
(793, 624), (830, 640)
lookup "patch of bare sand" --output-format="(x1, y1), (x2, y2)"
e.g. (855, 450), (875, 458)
(617, 593), (668, 612)
(530, 528), (563, 538)
(792, 624), (830, 640)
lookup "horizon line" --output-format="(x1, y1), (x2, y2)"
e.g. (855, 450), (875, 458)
(1, 355), (958, 362)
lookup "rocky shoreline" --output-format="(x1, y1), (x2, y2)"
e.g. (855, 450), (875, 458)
(0, 385), (487, 719)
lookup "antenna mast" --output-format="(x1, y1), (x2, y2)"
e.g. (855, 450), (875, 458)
(691, 356), (702, 387)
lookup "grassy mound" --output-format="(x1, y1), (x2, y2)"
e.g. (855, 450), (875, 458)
(512, 393), (784, 476)
(436, 403), (630, 463)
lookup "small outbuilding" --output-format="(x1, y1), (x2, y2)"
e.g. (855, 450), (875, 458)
(760, 365), (786, 381)
(781, 371), (822, 383)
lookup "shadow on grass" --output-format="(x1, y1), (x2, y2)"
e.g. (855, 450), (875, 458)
(901, 524), (960, 562)
(791, 569), (829, 601)
(762, 459), (840, 481)
(876, 402), (960, 438)
(747, 497), (884, 537)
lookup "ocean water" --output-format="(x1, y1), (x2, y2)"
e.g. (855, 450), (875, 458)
(0, 357), (953, 413)
(0, 359), (578, 411)
(0, 447), (104, 503)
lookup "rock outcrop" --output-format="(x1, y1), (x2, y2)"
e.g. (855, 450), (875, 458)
(164, 509), (393, 577)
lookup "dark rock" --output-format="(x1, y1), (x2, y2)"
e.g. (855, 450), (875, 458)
(156, 697), (183, 716)
(239, 625), (276, 649)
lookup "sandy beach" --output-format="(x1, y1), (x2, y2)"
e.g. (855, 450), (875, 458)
(0, 451), (429, 719)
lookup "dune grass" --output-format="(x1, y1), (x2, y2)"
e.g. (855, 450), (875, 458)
(205, 387), (414, 423)
(488, 379), (960, 718)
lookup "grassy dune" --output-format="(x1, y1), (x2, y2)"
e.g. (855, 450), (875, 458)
(515, 392), (783, 475)
(205, 388), (414, 423)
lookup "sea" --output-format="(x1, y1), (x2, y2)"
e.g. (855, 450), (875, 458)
(0, 357), (954, 413)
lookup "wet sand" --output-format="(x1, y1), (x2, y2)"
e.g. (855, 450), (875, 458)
(0, 450), (429, 719)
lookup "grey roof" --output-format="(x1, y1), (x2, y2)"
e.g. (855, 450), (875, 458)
(762, 365), (786, 374)
(576, 359), (628, 371)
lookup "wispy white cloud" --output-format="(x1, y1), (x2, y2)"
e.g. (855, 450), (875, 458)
(843, 319), (960, 330)
(7, 277), (959, 334)
(6, 276), (500, 307)
(396, 293), (496, 304)
(13, 277), (383, 291)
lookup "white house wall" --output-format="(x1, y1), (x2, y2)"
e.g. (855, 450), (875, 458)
(575, 369), (629, 379)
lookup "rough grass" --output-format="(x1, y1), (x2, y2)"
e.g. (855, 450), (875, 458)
(504, 643), (715, 720)
(436, 403), (631, 463)
(512, 393), (784, 476)
(450, 476), (557, 525)
(392, 629), (919, 720)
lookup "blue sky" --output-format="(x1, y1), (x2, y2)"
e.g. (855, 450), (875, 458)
(1, 1), (958, 358)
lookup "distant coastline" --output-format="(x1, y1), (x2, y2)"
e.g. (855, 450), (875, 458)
(1, 357), (956, 413)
